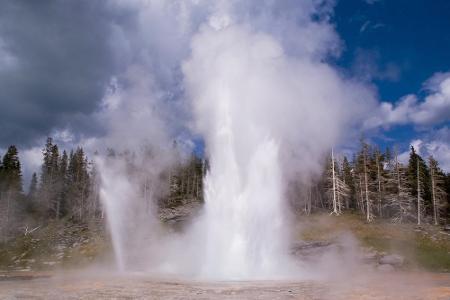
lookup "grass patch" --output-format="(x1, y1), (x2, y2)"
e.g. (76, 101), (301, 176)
(415, 237), (450, 272)
(0, 219), (112, 271)
(298, 212), (450, 272)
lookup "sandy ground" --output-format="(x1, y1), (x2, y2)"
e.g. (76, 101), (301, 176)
(0, 271), (450, 299)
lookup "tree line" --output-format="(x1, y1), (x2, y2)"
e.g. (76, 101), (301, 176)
(316, 141), (450, 225)
(0, 138), (206, 242)
(0, 138), (101, 242)
(1, 137), (450, 242)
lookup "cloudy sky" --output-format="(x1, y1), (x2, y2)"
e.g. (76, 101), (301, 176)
(0, 0), (449, 181)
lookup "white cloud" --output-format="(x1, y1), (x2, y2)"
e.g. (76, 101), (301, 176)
(360, 21), (370, 33)
(366, 72), (450, 128)
(419, 127), (450, 172)
(364, 0), (381, 4)
(359, 21), (385, 34)
(51, 129), (75, 144)
(0, 38), (17, 71)
(19, 146), (42, 190)
(412, 73), (450, 125)
(352, 49), (400, 82)
(398, 127), (450, 172)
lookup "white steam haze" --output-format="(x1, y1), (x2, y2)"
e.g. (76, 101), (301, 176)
(90, 0), (378, 278)
(95, 68), (177, 271)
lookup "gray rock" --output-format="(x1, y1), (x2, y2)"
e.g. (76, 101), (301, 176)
(377, 264), (395, 272)
(379, 254), (404, 266)
(291, 241), (337, 260)
(362, 249), (379, 263)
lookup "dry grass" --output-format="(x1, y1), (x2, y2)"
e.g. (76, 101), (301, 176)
(296, 212), (450, 272)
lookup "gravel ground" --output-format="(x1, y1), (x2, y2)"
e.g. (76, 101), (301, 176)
(0, 271), (450, 299)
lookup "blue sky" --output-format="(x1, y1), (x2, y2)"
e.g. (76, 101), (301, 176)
(335, 0), (450, 100)
(332, 0), (450, 163)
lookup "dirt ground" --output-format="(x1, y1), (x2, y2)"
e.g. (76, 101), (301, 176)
(1, 271), (450, 299)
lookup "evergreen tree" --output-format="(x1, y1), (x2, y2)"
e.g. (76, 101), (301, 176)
(39, 137), (60, 217)
(28, 172), (38, 201)
(0, 145), (23, 241)
(407, 147), (430, 225)
(87, 160), (101, 219)
(1, 145), (23, 194)
(429, 156), (447, 225)
(445, 173), (450, 221)
(67, 147), (90, 221)
(341, 156), (355, 209)
(55, 150), (69, 218)
(355, 141), (375, 222)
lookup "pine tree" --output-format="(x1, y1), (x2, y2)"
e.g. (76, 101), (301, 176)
(341, 156), (355, 209)
(28, 173), (38, 201)
(0, 145), (23, 241)
(67, 147), (90, 221)
(445, 173), (450, 221)
(87, 160), (101, 219)
(39, 137), (60, 217)
(429, 156), (447, 225)
(55, 150), (68, 218)
(1, 145), (23, 194)
(407, 147), (430, 225)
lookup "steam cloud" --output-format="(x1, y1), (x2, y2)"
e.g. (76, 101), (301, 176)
(92, 0), (377, 278)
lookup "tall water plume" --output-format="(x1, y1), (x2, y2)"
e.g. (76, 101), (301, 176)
(183, 13), (375, 278)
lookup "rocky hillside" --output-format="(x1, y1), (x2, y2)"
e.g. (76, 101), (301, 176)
(0, 219), (110, 272)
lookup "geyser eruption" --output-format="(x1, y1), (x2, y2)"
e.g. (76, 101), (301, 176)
(208, 137), (291, 277)
(95, 67), (179, 272)
(94, 0), (376, 278)
(184, 24), (294, 279)
(201, 126), (288, 278)
(183, 16), (375, 278)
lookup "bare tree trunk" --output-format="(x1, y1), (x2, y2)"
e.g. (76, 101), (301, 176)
(337, 189), (342, 214)
(431, 166), (437, 225)
(4, 191), (11, 243)
(376, 153), (382, 217)
(307, 186), (312, 215)
(331, 148), (338, 215)
(144, 176), (149, 214)
(195, 173), (199, 200)
(417, 159), (421, 226)
(317, 186), (325, 209)
(342, 168), (349, 209)
(363, 149), (371, 222)
(358, 177), (365, 214)
(80, 184), (85, 222)
(56, 200), (60, 220)
(395, 153), (401, 205)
